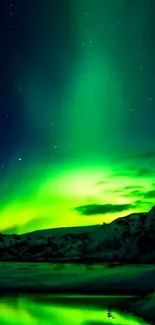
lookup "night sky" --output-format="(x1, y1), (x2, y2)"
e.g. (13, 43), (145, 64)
(0, 0), (155, 234)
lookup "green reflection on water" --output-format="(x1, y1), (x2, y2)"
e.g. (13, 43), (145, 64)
(0, 296), (150, 325)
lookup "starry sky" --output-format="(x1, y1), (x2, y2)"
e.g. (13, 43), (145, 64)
(0, 0), (155, 234)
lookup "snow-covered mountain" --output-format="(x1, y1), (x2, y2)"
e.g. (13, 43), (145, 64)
(0, 205), (155, 263)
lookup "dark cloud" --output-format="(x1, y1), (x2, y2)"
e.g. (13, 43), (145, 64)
(127, 164), (155, 176)
(75, 203), (133, 216)
(132, 200), (145, 207)
(143, 190), (155, 199)
(129, 151), (155, 161)
(123, 187), (145, 197)
(111, 165), (155, 179)
(75, 200), (153, 217)
(96, 181), (106, 185)
(124, 188), (155, 200)
(106, 187), (144, 198)
(122, 164), (155, 177)
(129, 190), (144, 196)
(124, 185), (144, 191)
(136, 168), (155, 177)
(117, 151), (155, 167)
(122, 200), (150, 210)
(136, 151), (155, 160)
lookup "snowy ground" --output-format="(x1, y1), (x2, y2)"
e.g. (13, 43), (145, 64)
(0, 263), (155, 323)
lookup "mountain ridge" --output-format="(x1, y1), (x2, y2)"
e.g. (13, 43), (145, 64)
(0, 205), (154, 263)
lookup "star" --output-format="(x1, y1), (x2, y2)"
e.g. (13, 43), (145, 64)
(18, 158), (22, 161)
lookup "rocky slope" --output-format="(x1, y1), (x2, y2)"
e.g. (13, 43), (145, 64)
(0, 205), (155, 263)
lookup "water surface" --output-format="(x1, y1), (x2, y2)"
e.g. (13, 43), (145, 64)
(0, 295), (151, 325)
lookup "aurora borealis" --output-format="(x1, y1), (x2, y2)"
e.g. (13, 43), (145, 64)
(0, 0), (154, 234)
